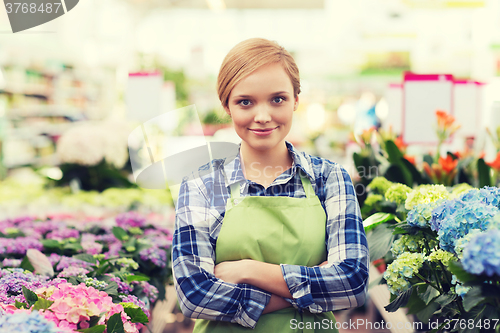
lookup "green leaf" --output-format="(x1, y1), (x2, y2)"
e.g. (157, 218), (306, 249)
(416, 301), (440, 323)
(20, 256), (35, 272)
(76, 325), (106, 333)
(434, 293), (456, 307)
(385, 140), (413, 186)
(462, 286), (486, 312)
(401, 157), (423, 184)
(366, 224), (396, 260)
(63, 242), (83, 252)
(406, 287), (427, 314)
(448, 261), (478, 283)
(112, 226), (129, 241)
(477, 158), (492, 187)
(393, 224), (421, 235)
(421, 285), (440, 305)
(22, 286), (38, 307)
(384, 286), (413, 312)
(106, 313), (125, 333)
(102, 281), (119, 296)
(32, 298), (54, 310)
(385, 140), (404, 163)
(15, 300), (28, 309)
(41, 239), (60, 249)
(73, 254), (97, 265)
(126, 274), (150, 283)
(363, 213), (395, 232)
(123, 307), (149, 324)
(88, 316), (101, 327)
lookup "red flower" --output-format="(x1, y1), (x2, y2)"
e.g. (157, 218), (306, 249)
(487, 152), (500, 171)
(404, 155), (416, 165)
(438, 155), (458, 174)
(394, 137), (407, 151)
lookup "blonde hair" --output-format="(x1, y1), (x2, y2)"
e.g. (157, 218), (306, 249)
(217, 38), (300, 108)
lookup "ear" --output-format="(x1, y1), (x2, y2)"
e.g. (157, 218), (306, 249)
(224, 106), (231, 117)
(293, 96), (299, 111)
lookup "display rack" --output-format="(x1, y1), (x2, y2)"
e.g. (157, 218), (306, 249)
(0, 65), (110, 169)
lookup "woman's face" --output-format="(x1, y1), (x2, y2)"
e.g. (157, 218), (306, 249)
(225, 62), (298, 153)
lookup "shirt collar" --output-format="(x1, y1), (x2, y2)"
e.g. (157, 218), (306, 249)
(222, 140), (315, 187)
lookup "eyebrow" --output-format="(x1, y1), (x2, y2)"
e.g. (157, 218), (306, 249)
(232, 91), (291, 99)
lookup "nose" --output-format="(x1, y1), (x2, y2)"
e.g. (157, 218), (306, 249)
(253, 104), (272, 123)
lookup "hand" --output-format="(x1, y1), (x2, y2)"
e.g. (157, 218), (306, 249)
(316, 261), (329, 267)
(214, 259), (252, 284)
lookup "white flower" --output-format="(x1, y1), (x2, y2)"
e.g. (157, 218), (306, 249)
(56, 120), (130, 168)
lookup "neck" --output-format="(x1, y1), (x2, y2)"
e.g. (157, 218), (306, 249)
(239, 141), (293, 179)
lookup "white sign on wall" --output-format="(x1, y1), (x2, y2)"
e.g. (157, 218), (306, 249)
(403, 73), (454, 144)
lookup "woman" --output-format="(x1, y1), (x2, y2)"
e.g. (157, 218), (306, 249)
(172, 38), (369, 332)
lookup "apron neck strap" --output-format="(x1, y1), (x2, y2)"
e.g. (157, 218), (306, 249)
(229, 169), (314, 199)
(298, 169), (314, 199)
(230, 182), (241, 199)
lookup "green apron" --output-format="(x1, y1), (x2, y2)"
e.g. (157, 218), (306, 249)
(193, 170), (339, 333)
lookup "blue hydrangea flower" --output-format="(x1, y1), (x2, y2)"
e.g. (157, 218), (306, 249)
(0, 311), (63, 332)
(455, 284), (471, 297)
(460, 187), (500, 208)
(407, 200), (445, 228)
(462, 229), (500, 277)
(429, 193), (499, 252)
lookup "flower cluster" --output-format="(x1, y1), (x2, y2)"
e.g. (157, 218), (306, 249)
(367, 177), (393, 195)
(407, 200), (444, 228)
(427, 249), (454, 267)
(462, 229), (500, 277)
(391, 235), (420, 256)
(36, 282), (138, 332)
(364, 194), (383, 207)
(405, 184), (449, 210)
(116, 212), (147, 229)
(385, 183), (412, 205)
(0, 269), (49, 305)
(0, 310), (69, 333)
(383, 252), (426, 295)
(0, 237), (43, 256)
(430, 190), (499, 252)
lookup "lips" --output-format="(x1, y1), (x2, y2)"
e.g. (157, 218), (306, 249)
(249, 126), (278, 136)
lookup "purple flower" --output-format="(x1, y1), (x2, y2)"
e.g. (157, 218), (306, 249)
(106, 274), (133, 294)
(119, 294), (150, 317)
(55, 256), (92, 271)
(57, 266), (89, 278)
(116, 212), (146, 229)
(1, 259), (21, 268)
(0, 269), (48, 304)
(132, 280), (159, 303)
(0, 237), (43, 256)
(46, 228), (79, 241)
(47, 253), (62, 266)
(139, 246), (166, 268)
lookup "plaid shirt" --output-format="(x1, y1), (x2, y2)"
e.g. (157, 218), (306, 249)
(172, 140), (369, 329)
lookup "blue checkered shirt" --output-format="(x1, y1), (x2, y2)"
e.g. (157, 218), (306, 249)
(172, 140), (369, 329)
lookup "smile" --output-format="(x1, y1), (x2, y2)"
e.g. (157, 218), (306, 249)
(249, 127), (278, 136)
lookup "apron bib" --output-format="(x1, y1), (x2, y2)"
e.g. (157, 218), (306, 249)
(193, 170), (339, 333)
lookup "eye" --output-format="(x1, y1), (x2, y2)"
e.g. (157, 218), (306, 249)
(272, 96), (286, 104)
(237, 99), (252, 107)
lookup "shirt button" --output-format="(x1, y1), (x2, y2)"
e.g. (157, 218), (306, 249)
(234, 199), (240, 205)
